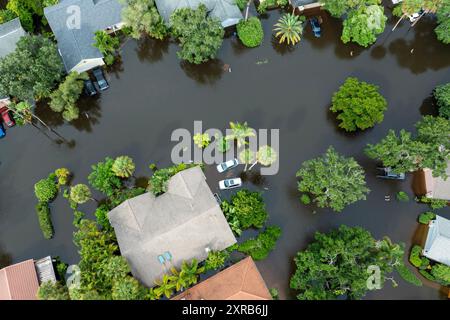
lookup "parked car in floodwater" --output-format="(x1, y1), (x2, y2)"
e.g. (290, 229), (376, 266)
(376, 167), (405, 180)
(217, 158), (239, 173)
(219, 178), (242, 190)
(84, 79), (98, 96)
(93, 67), (109, 91)
(0, 107), (15, 127)
(310, 17), (321, 38)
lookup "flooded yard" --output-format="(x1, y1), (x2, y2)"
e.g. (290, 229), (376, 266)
(0, 8), (449, 299)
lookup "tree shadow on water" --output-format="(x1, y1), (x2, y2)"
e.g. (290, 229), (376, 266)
(180, 59), (224, 85)
(135, 37), (170, 63)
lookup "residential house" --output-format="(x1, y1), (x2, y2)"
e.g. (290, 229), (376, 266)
(108, 166), (237, 288)
(423, 215), (450, 267)
(155, 0), (243, 28)
(290, 0), (324, 13)
(172, 256), (272, 300)
(0, 256), (56, 300)
(422, 162), (450, 202)
(44, 0), (124, 74)
(0, 18), (26, 103)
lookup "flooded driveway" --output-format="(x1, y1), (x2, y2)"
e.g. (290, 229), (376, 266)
(0, 9), (449, 299)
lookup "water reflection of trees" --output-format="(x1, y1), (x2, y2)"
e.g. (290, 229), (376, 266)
(0, 245), (12, 269)
(135, 37), (170, 63)
(180, 59), (224, 85)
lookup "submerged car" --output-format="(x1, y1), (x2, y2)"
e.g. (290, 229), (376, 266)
(408, 10), (423, 23)
(219, 178), (242, 190)
(216, 158), (239, 173)
(0, 123), (5, 138)
(376, 167), (405, 180)
(84, 79), (98, 96)
(92, 67), (109, 91)
(0, 107), (15, 127)
(310, 17), (321, 38)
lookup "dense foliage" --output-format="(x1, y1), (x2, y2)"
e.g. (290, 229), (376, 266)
(290, 225), (405, 300)
(49, 72), (88, 121)
(35, 201), (54, 239)
(204, 250), (229, 271)
(93, 31), (120, 65)
(0, 35), (64, 101)
(435, 1), (450, 44)
(34, 175), (58, 203)
(221, 189), (268, 234)
(147, 163), (199, 195)
(112, 156), (136, 178)
(330, 77), (387, 131)
(257, 0), (288, 14)
(38, 281), (70, 300)
(236, 226), (281, 260)
(88, 157), (123, 196)
(55, 168), (71, 186)
(121, 0), (168, 40)
(434, 82), (450, 118)
(5, 0), (59, 31)
(296, 146), (369, 212)
(237, 17), (264, 48)
(409, 243), (450, 286)
(70, 184), (92, 205)
(170, 5), (224, 64)
(418, 211), (436, 224)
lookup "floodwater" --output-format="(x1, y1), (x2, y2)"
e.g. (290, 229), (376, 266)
(0, 8), (449, 299)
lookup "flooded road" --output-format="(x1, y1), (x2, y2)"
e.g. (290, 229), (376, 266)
(0, 8), (449, 299)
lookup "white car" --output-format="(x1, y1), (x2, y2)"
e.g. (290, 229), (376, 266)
(219, 178), (242, 190)
(216, 158), (239, 173)
(408, 12), (421, 23)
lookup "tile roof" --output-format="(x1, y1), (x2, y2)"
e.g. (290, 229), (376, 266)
(173, 257), (272, 300)
(0, 260), (39, 300)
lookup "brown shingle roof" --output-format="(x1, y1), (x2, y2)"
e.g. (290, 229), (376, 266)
(0, 260), (39, 300)
(172, 257), (272, 300)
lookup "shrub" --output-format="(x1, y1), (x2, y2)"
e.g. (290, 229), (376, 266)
(430, 264), (450, 285)
(434, 83), (450, 119)
(395, 264), (422, 287)
(396, 191), (409, 202)
(418, 211), (436, 225)
(36, 202), (54, 239)
(95, 204), (112, 230)
(55, 168), (71, 186)
(236, 226), (281, 260)
(148, 163), (199, 195)
(204, 250), (229, 271)
(34, 175), (58, 202)
(409, 245), (423, 268)
(418, 196), (448, 209)
(237, 17), (264, 48)
(37, 281), (70, 300)
(419, 269), (435, 281)
(300, 194), (311, 205)
(88, 157), (123, 197)
(269, 288), (279, 300)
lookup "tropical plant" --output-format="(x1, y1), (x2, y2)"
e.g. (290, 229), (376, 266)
(431, 264), (450, 285)
(409, 245), (424, 267)
(204, 250), (229, 271)
(290, 225), (405, 300)
(177, 259), (205, 289)
(193, 133), (211, 148)
(239, 148), (256, 172)
(396, 191), (409, 202)
(330, 77), (387, 131)
(112, 156), (136, 178)
(93, 30), (120, 65)
(216, 136), (231, 153)
(434, 82), (450, 118)
(395, 264), (422, 286)
(70, 184), (92, 204)
(418, 196), (448, 209)
(35, 201), (54, 239)
(55, 168), (71, 186)
(34, 175), (58, 202)
(147, 163), (199, 195)
(273, 13), (304, 46)
(236, 226), (282, 260)
(226, 121), (255, 148)
(237, 17), (264, 48)
(0, 35), (64, 101)
(170, 5), (224, 64)
(0, 9), (17, 24)
(153, 274), (176, 299)
(296, 146), (369, 212)
(418, 211), (436, 224)
(88, 157), (123, 196)
(37, 281), (70, 300)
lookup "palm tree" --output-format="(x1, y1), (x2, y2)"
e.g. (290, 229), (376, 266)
(249, 145), (278, 171)
(239, 148), (256, 172)
(153, 274), (176, 299)
(178, 259), (205, 288)
(70, 184), (92, 204)
(392, 0), (423, 31)
(274, 13), (303, 46)
(226, 121), (255, 148)
(112, 156), (136, 178)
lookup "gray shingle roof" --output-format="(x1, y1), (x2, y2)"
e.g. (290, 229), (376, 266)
(0, 18), (26, 59)
(108, 166), (237, 288)
(424, 215), (450, 267)
(155, 0), (243, 28)
(44, 0), (123, 72)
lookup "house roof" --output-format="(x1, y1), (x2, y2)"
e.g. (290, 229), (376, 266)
(44, 0), (123, 72)
(0, 260), (39, 300)
(424, 215), (450, 267)
(423, 162), (450, 201)
(0, 18), (26, 59)
(172, 257), (272, 300)
(108, 166), (237, 288)
(154, 0), (243, 28)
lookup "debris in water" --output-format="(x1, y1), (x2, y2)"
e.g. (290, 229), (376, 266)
(256, 59), (269, 65)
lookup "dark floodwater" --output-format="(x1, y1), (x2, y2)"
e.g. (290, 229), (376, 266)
(1, 8), (449, 299)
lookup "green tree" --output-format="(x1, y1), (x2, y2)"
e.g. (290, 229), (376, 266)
(392, 0), (423, 31)
(55, 168), (71, 186)
(88, 157), (123, 196)
(37, 281), (70, 300)
(341, 5), (386, 47)
(0, 35), (64, 101)
(49, 72), (88, 121)
(0, 9), (17, 24)
(112, 156), (136, 178)
(435, 1), (450, 44)
(170, 4), (224, 64)
(237, 17), (264, 48)
(331, 77), (387, 132)
(431, 264), (450, 285)
(93, 31), (120, 65)
(321, 0), (380, 17)
(273, 13), (303, 46)
(239, 148), (256, 172)
(35, 201), (54, 239)
(34, 175), (58, 202)
(112, 276), (148, 300)
(121, 0), (167, 40)
(204, 250), (229, 271)
(153, 274), (176, 299)
(290, 225), (405, 300)
(248, 145), (278, 171)
(70, 184), (92, 204)
(236, 226), (282, 260)
(226, 121), (255, 148)
(434, 83), (450, 118)
(297, 147), (369, 212)
(177, 259), (205, 290)
(193, 133), (211, 148)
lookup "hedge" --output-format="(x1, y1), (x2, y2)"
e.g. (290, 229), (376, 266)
(409, 245), (423, 268)
(418, 211), (435, 225)
(396, 264), (422, 287)
(237, 17), (264, 48)
(36, 201), (54, 239)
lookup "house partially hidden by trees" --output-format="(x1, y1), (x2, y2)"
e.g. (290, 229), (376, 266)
(173, 256), (272, 300)
(155, 0), (243, 28)
(423, 215), (450, 267)
(44, 0), (124, 73)
(290, 0), (324, 14)
(108, 166), (237, 288)
(423, 161), (450, 202)
(0, 256), (56, 300)
(0, 17), (26, 104)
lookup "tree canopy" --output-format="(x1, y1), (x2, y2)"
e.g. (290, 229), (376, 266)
(170, 4), (224, 64)
(0, 35), (64, 101)
(296, 146), (369, 212)
(290, 225), (405, 300)
(434, 82), (450, 118)
(121, 0), (167, 40)
(88, 157), (123, 197)
(331, 77), (387, 131)
(435, 0), (450, 44)
(237, 17), (264, 48)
